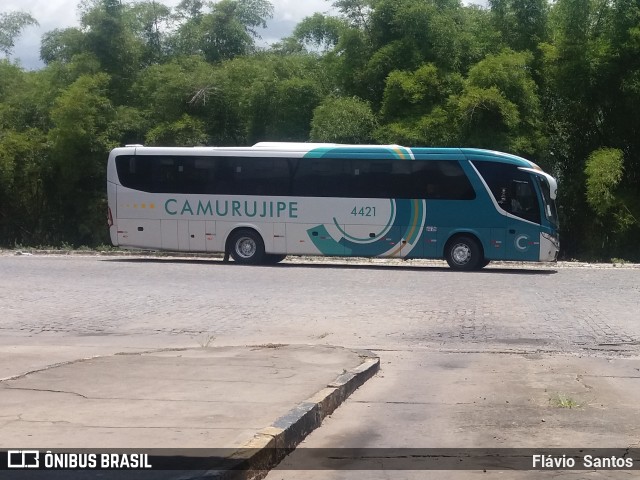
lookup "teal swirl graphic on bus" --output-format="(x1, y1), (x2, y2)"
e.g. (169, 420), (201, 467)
(306, 198), (425, 257)
(304, 146), (427, 257)
(332, 200), (396, 243)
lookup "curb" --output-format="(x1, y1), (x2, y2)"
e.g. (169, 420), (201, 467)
(202, 349), (380, 480)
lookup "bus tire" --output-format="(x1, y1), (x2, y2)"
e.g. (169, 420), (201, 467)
(228, 229), (265, 265)
(445, 235), (482, 271)
(263, 254), (287, 264)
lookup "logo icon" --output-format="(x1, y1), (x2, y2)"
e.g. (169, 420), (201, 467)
(515, 234), (530, 252)
(8, 450), (39, 469)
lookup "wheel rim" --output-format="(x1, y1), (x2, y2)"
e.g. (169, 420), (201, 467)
(451, 243), (471, 265)
(235, 237), (256, 259)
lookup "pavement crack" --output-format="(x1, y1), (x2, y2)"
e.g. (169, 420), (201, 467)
(2, 388), (278, 404)
(351, 400), (459, 405)
(13, 420), (255, 430)
(114, 347), (189, 356)
(575, 375), (594, 391)
(0, 357), (101, 382)
(4, 386), (89, 399)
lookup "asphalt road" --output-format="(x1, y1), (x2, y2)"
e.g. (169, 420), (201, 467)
(2, 253), (640, 479)
(1, 254), (639, 357)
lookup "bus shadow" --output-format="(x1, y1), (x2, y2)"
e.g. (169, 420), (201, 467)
(103, 258), (557, 275)
(274, 263), (557, 275)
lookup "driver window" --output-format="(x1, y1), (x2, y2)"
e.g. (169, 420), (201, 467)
(473, 161), (541, 224)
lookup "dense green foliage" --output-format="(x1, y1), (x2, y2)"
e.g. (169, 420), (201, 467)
(1, 0), (639, 260)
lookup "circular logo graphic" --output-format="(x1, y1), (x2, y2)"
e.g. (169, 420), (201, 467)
(515, 234), (530, 252)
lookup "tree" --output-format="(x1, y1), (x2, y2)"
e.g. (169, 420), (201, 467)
(489, 0), (548, 53)
(310, 96), (377, 143)
(132, 57), (214, 126)
(584, 148), (638, 253)
(334, 0), (484, 102)
(47, 73), (117, 245)
(201, 0), (274, 62)
(0, 128), (49, 246)
(332, 0), (373, 30)
(461, 49), (542, 155)
(585, 148), (625, 217)
(380, 63), (462, 122)
(293, 13), (344, 52)
(258, 76), (324, 141)
(376, 63), (463, 146)
(146, 114), (209, 146)
(169, 0), (273, 62)
(454, 85), (521, 150)
(175, 0), (205, 20)
(456, 6), (503, 72)
(0, 11), (38, 58)
(540, 0), (640, 258)
(79, 0), (141, 101)
(169, 0), (206, 55)
(40, 28), (86, 65)
(126, 0), (172, 65)
(376, 49), (542, 153)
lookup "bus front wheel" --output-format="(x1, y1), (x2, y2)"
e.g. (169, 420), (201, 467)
(445, 236), (483, 271)
(228, 229), (265, 265)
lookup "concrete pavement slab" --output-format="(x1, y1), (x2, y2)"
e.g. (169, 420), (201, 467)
(0, 345), (159, 381)
(0, 345), (379, 451)
(268, 350), (640, 479)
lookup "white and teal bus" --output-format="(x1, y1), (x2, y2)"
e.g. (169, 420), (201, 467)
(106, 143), (559, 270)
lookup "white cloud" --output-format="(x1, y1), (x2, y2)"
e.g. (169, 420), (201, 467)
(4, 0), (82, 68)
(272, 0), (331, 21)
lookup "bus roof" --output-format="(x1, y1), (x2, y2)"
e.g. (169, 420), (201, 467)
(109, 143), (536, 168)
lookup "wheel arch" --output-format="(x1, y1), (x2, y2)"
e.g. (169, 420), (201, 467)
(224, 224), (269, 254)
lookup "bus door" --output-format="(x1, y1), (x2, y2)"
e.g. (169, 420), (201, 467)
(273, 223), (286, 254)
(504, 220), (540, 261)
(488, 228), (506, 260)
(189, 220), (206, 252)
(205, 221), (217, 253)
(503, 179), (541, 262)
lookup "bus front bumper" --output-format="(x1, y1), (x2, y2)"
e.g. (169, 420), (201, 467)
(540, 232), (559, 262)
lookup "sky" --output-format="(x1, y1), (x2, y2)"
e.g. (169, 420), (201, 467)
(2, 0), (336, 70)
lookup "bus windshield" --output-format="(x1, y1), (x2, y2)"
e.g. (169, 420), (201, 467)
(537, 176), (559, 227)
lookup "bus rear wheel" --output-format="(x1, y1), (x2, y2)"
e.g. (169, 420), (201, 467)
(228, 229), (265, 265)
(445, 236), (482, 271)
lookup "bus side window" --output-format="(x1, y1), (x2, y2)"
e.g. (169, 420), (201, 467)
(214, 158), (235, 194)
(229, 158), (290, 196)
(293, 159), (349, 197)
(116, 155), (154, 192)
(406, 162), (439, 199)
(153, 157), (177, 192)
(365, 161), (392, 198)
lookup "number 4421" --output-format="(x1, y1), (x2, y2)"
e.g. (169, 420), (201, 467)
(351, 206), (376, 217)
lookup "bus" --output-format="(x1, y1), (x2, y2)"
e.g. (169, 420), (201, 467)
(106, 143), (559, 270)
